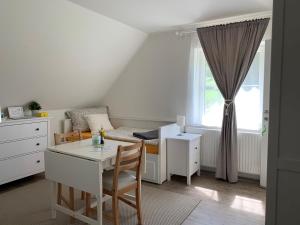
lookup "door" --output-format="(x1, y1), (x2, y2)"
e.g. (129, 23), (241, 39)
(266, 0), (300, 224)
(260, 39), (271, 188)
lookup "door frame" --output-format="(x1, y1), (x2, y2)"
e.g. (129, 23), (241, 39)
(265, 0), (285, 224)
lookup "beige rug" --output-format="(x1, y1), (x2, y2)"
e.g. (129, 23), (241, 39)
(0, 178), (201, 225)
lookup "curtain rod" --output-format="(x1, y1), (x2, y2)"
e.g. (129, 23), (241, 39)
(176, 11), (272, 36)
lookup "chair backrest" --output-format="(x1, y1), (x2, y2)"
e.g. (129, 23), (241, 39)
(54, 131), (83, 145)
(113, 140), (145, 190)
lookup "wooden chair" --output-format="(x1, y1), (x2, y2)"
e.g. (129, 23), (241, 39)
(54, 131), (86, 223)
(54, 130), (84, 145)
(86, 140), (145, 225)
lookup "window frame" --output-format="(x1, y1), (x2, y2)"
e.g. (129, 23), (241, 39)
(192, 42), (266, 132)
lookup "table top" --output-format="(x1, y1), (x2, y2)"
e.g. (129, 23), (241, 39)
(167, 133), (202, 141)
(47, 138), (133, 162)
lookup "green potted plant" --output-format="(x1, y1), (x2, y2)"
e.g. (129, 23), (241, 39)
(28, 101), (42, 116)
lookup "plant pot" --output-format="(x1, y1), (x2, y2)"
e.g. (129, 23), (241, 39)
(32, 110), (40, 116)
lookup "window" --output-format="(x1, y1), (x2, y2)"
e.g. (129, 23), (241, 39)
(189, 41), (265, 131)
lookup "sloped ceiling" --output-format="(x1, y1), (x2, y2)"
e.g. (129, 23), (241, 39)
(0, 0), (147, 110)
(70, 0), (273, 32)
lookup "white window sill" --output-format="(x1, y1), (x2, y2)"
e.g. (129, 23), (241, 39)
(185, 125), (262, 135)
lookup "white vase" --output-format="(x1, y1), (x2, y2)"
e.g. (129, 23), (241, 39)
(24, 110), (32, 117)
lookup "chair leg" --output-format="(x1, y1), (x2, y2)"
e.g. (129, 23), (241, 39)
(103, 201), (106, 211)
(85, 193), (91, 217)
(81, 191), (85, 200)
(136, 184), (143, 225)
(57, 183), (62, 205)
(112, 193), (120, 225)
(69, 187), (75, 224)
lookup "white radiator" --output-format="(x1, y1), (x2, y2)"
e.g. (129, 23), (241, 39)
(237, 133), (261, 175)
(195, 129), (261, 176)
(200, 130), (220, 168)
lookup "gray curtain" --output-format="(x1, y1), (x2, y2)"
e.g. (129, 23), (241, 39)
(197, 19), (269, 182)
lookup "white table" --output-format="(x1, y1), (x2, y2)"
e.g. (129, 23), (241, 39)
(44, 139), (132, 225)
(166, 133), (201, 185)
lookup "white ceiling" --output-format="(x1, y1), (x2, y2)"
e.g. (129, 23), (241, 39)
(69, 0), (272, 33)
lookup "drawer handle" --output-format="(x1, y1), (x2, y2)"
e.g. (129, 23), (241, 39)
(36, 160), (41, 163)
(35, 128), (40, 131)
(194, 162), (198, 164)
(194, 147), (198, 150)
(36, 143), (40, 146)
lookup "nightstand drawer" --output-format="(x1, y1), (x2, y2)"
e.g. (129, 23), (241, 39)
(189, 139), (200, 159)
(189, 139), (200, 173)
(190, 139), (200, 152)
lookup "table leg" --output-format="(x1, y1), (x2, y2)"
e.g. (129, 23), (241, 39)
(96, 195), (103, 225)
(50, 181), (57, 219)
(96, 170), (103, 225)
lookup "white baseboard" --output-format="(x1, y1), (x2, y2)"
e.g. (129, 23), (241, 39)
(201, 166), (260, 181)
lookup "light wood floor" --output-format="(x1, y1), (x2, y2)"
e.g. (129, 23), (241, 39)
(0, 172), (265, 225)
(145, 172), (266, 225)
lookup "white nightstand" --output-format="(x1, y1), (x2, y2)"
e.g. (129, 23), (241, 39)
(166, 133), (201, 185)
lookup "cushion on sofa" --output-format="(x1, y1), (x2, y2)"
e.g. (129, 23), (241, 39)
(85, 114), (114, 132)
(66, 107), (108, 132)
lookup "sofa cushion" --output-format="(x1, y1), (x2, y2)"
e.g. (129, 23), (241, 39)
(66, 107), (108, 132)
(85, 114), (114, 132)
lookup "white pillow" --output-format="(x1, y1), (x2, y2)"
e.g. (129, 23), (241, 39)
(85, 114), (114, 132)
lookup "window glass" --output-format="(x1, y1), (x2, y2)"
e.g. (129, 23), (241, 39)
(195, 44), (264, 130)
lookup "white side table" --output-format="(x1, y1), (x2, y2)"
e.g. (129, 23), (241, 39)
(167, 133), (201, 185)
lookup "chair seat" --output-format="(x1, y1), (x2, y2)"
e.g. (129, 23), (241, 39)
(103, 170), (136, 191)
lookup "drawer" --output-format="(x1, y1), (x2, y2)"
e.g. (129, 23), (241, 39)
(189, 139), (200, 173)
(0, 151), (44, 185)
(0, 136), (47, 160)
(189, 138), (200, 153)
(0, 122), (47, 143)
(142, 154), (159, 183)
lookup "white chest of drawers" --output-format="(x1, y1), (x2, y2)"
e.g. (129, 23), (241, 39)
(167, 133), (201, 185)
(0, 118), (50, 185)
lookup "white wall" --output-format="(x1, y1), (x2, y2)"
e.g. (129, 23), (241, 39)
(0, 0), (147, 110)
(46, 109), (71, 145)
(101, 21), (272, 125)
(101, 24), (272, 181)
(101, 31), (191, 122)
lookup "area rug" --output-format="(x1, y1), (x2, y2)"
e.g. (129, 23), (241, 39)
(0, 178), (201, 225)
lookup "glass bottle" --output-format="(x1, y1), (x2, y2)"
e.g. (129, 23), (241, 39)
(92, 131), (100, 147)
(100, 127), (105, 146)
